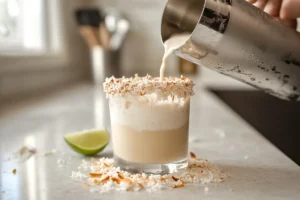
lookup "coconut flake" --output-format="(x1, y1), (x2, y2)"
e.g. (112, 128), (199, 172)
(71, 154), (227, 193)
(103, 75), (194, 100)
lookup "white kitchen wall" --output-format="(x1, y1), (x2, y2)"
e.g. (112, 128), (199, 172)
(88, 0), (178, 76)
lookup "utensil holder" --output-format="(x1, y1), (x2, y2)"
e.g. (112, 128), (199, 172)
(90, 46), (121, 84)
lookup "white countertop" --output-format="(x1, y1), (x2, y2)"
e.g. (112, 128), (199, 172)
(0, 74), (299, 200)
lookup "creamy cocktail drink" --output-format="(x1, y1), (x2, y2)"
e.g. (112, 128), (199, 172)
(104, 75), (194, 173)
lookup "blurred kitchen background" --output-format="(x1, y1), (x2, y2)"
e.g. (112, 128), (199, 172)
(0, 0), (178, 100)
(0, 0), (300, 165)
(1, 0), (300, 99)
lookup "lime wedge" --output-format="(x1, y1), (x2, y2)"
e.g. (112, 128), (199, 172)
(64, 130), (109, 156)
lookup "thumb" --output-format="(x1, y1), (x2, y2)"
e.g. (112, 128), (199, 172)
(280, 0), (300, 20)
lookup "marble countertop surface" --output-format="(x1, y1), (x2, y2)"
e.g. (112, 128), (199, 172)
(0, 72), (299, 200)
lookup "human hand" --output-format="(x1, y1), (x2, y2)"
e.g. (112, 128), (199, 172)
(247, 0), (300, 28)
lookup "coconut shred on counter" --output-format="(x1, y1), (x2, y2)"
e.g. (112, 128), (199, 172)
(71, 152), (227, 193)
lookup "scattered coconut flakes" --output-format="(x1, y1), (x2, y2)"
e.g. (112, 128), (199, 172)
(83, 183), (91, 187)
(70, 152), (227, 193)
(103, 74), (194, 100)
(44, 149), (57, 156)
(172, 176), (179, 182)
(71, 171), (88, 181)
(57, 159), (69, 167)
(89, 173), (102, 178)
(16, 145), (36, 162)
(190, 152), (196, 159)
(172, 180), (185, 188)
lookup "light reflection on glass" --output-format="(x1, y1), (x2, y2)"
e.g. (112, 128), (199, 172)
(94, 86), (110, 130)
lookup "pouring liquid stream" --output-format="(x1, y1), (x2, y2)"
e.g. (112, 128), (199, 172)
(160, 34), (190, 81)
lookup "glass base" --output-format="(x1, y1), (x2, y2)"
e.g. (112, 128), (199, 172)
(114, 155), (188, 174)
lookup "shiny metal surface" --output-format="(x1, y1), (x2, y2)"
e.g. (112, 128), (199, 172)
(161, 0), (300, 101)
(0, 83), (300, 200)
(104, 9), (130, 50)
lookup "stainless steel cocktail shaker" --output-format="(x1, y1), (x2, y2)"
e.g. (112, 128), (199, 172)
(161, 0), (300, 101)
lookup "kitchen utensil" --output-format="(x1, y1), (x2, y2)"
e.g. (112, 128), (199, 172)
(105, 10), (121, 35)
(75, 9), (103, 28)
(110, 18), (130, 50)
(99, 22), (111, 49)
(75, 9), (103, 47)
(75, 8), (127, 84)
(161, 0), (300, 101)
(79, 26), (99, 48)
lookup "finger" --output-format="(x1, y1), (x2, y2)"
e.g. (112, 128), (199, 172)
(264, 0), (281, 16)
(247, 0), (258, 4)
(275, 17), (297, 29)
(280, 0), (300, 20)
(254, 0), (268, 10)
(281, 19), (297, 29)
